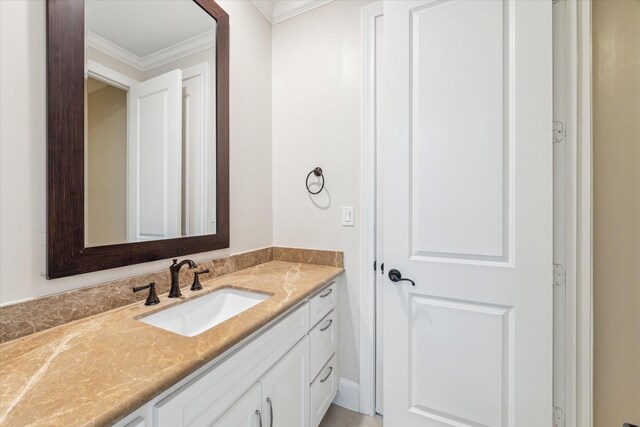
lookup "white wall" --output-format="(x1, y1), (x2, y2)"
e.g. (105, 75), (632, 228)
(0, 0), (272, 305)
(1, 0), (365, 390)
(272, 0), (372, 386)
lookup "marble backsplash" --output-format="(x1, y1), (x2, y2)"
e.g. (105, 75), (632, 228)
(0, 247), (343, 343)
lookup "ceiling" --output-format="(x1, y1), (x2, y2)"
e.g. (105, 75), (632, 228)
(86, 0), (215, 57)
(86, 0), (336, 60)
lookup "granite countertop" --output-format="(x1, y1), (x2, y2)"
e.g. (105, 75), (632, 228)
(0, 261), (343, 426)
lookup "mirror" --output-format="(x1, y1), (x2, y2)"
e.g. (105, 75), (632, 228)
(47, 0), (229, 278)
(84, 0), (217, 246)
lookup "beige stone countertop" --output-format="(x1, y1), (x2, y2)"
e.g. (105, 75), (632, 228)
(0, 261), (343, 426)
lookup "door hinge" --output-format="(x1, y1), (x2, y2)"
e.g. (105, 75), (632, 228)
(374, 261), (377, 271)
(553, 121), (564, 143)
(381, 263), (384, 274)
(553, 405), (564, 427)
(553, 264), (565, 287)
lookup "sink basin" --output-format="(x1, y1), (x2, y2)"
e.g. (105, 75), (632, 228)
(139, 288), (269, 337)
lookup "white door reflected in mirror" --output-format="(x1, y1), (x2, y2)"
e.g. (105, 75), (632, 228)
(127, 69), (183, 242)
(84, 0), (217, 247)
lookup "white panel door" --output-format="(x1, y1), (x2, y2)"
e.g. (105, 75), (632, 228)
(382, 1), (552, 426)
(259, 337), (310, 427)
(127, 69), (182, 242)
(182, 65), (208, 237)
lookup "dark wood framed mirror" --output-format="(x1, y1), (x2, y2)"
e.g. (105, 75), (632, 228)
(47, 0), (229, 279)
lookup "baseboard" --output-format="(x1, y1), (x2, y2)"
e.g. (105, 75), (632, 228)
(333, 377), (360, 412)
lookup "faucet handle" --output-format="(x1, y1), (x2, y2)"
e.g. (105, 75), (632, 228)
(133, 282), (160, 306)
(191, 269), (210, 291)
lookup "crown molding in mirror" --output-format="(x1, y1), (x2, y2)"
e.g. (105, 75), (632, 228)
(86, 29), (216, 72)
(46, 0), (229, 278)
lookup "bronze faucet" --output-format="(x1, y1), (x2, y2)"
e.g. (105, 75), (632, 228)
(168, 259), (197, 298)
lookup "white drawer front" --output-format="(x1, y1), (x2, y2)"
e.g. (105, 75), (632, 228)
(309, 310), (337, 381)
(309, 282), (336, 327)
(309, 355), (337, 427)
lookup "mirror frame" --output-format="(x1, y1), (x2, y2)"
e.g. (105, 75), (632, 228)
(46, 0), (229, 278)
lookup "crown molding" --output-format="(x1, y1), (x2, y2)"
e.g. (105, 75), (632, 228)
(86, 30), (216, 72)
(87, 31), (143, 70)
(250, 0), (335, 25)
(251, 0), (274, 23)
(272, 0), (335, 24)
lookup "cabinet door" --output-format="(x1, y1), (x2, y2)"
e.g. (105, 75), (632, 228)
(259, 337), (310, 427)
(210, 383), (262, 427)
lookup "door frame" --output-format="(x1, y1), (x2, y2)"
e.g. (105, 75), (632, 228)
(358, 0), (593, 423)
(181, 62), (211, 236)
(560, 1), (593, 425)
(359, 1), (383, 417)
(86, 59), (140, 90)
(84, 60), (139, 246)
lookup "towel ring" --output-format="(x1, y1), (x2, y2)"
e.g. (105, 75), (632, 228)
(306, 167), (325, 195)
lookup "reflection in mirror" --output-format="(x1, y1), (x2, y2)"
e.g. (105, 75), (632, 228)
(84, 0), (217, 247)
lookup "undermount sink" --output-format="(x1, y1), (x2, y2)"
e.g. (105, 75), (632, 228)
(139, 288), (270, 337)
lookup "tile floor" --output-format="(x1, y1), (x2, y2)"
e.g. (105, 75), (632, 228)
(319, 404), (383, 427)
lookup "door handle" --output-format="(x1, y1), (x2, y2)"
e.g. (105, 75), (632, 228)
(388, 269), (415, 286)
(255, 410), (263, 427)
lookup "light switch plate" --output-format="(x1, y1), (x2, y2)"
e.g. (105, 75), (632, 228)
(342, 207), (354, 226)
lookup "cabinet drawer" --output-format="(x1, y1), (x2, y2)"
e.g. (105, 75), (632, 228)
(309, 282), (336, 327)
(309, 355), (337, 427)
(309, 310), (337, 381)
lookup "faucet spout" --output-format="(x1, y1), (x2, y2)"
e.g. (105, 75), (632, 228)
(168, 258), (197, 298)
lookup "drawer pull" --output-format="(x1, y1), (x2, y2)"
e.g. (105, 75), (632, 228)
(319, 288), (333, 298)
(266, 397), (273, 427)
(320, 319), (333, 332)
(255, 410), (263, 427)
(320, 367), (333, 383)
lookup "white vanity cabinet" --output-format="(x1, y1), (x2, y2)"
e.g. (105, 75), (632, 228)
(309, 310), (337, 380)
(209, 383), (262, 427)
(210, 336), (310, 427)
(310, 355), (338, 427)
(307, 282), (338, 427)
(309, 283), (336, 327)
(114, 281), (338, 427)
(258, 337), (310, 427)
